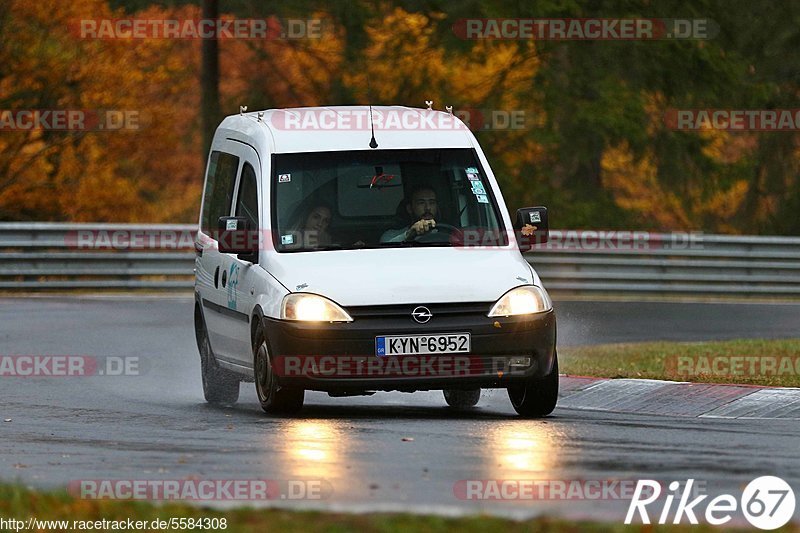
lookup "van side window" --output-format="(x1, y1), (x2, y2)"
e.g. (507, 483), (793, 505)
(201, 151), (240, 234)
(235, 163), (259, 229)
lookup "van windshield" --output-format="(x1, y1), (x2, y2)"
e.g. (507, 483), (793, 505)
(272, 148), (508, 252)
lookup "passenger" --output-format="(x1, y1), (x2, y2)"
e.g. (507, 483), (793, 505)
(292, 204), (332, 248)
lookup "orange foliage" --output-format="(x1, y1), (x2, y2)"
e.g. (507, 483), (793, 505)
(1, 1), (785, 234)
(601, 94), (760, 233)
(0, 0), (202, 222)
(602, 142), (692, 230)
(0, 1), (349, 222)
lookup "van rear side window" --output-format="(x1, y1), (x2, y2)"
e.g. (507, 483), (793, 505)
(201, 151), (240, 234)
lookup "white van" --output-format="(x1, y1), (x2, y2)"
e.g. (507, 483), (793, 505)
(193, 106), (557, 417)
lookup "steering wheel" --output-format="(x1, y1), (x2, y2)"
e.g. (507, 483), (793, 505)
(413, 223), (463, 243)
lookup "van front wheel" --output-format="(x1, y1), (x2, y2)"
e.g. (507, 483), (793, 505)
(507, 353), (558, 417)
(253, 327), (304, 415)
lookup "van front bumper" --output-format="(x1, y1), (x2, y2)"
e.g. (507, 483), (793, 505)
(261, 305), (556, 393)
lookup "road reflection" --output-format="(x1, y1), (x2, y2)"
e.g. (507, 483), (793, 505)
(279, 420), (345, 479)
(483, 422), (563, 477)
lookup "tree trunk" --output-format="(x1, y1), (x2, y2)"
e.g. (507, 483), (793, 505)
(201, 0), (221, 172)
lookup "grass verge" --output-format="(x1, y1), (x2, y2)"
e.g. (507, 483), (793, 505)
(0, 484), (763, 533)
(560, 338), (800, 387)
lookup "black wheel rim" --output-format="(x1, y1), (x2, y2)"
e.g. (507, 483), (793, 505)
(255, 342), (273, 403)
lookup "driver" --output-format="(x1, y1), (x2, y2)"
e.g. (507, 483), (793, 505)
(380, 186), (439, 243)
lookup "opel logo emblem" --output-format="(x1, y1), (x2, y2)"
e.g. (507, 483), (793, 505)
(412, 306), (432, 324)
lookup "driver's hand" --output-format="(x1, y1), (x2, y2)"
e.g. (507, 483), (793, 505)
(406, 218), (436, 239)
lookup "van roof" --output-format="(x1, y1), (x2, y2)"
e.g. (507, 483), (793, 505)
(217, 105), (476, 154)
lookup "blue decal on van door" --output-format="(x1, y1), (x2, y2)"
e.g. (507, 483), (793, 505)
(227, 263), (240, 309)
(375, 337), (387, 357)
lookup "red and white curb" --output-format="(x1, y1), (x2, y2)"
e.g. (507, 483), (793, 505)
(559, 376), (800, 419)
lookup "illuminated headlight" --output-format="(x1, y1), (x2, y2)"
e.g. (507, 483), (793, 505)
(281, 293), (353, 322)
(487, 286), (552, 317)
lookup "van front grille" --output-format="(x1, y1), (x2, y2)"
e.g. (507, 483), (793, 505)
(346, 302), (492, 319)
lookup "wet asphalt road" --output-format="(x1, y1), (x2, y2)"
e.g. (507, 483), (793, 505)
(1, 296), (799, 522)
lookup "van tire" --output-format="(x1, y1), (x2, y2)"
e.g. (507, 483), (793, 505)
(443, 388), (481, 409)
(195, 309), (240, 405)
(507, 352), (558, 417)
(253, 326), (304, 415)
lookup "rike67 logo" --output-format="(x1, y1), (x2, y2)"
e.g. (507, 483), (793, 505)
(626, 477), (795, 530)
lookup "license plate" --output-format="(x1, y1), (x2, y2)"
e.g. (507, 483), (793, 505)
(375, 333), (470, 357)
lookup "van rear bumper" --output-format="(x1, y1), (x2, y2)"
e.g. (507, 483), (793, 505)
(261, 309), (556, 392)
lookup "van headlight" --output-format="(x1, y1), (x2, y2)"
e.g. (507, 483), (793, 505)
(281, 293), (353, 322)
(487, 285), (552, 317)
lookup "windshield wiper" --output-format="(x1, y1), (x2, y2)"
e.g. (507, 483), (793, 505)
(376, 241), (417, 247)
(281, 244), (344, 252)
(375, 241), (452, 248)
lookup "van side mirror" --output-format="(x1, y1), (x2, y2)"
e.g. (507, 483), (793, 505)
(217, 216), (259, 262)
(514, 206), (549, 251)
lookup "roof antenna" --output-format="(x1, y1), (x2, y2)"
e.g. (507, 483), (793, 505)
(365, 71), (378, 149)
(368, 105), (378, 149)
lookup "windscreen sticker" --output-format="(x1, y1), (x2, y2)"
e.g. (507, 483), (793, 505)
(278, 173), (291, 183)
(471, 181), (486, 195)
(476, 194), (489, 204)
(529, 211), (542, 223)
(465, 167), (478, 174)
(281, 234), (294, 245)
(225, 219), (238, 230)
(466, 172), (480, 181)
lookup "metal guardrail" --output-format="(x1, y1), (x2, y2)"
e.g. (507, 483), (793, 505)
(529, 232), (800, 297)
(1, 222), (799, 298)
(0, 223), (195, 290)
